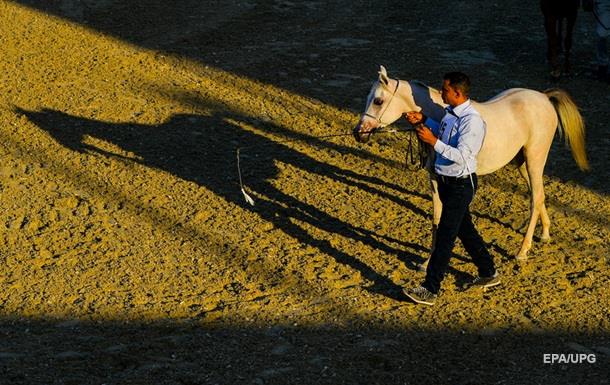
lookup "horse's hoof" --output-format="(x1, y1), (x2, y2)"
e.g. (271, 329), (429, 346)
(416, 262), (428, 272)
(550, 69), (561, 81)
(540, 236), (551, 243)
(515, 254), (528, 261)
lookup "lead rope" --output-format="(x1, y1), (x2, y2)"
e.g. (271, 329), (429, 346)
(405, 123), (429, 170)
(405, 129), (414, 169)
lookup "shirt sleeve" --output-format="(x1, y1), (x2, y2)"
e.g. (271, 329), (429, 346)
(433, 114), (485, 168)
(424, 117), (440, 135)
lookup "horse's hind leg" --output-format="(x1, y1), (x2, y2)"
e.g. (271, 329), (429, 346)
(518, 162), (551, 242)
(516, 153), (550, 260)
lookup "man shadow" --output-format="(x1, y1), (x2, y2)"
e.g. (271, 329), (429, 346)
(18, 107), (432, 299)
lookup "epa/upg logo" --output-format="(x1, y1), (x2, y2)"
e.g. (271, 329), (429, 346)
(543, 353), (597, 364)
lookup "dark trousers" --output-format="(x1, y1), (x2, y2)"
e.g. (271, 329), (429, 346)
(423, 175), (495, 294)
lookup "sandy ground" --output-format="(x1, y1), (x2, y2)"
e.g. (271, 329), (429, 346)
(0, 0), (609, 384)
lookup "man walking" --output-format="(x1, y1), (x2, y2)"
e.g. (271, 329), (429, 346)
(404, 72), (500, 306)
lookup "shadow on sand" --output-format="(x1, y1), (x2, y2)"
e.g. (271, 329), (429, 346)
(0, 317), (608, 384)
(18, 106), (442, 299)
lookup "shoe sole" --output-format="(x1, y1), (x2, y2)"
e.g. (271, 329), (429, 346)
(483, 279), (501, 288)
(482, 279), (501, 289)
(404, 292), (435, 306)
(462, 279), (501, 291)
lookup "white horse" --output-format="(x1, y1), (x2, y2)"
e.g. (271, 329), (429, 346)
(353, 66), (588, 260)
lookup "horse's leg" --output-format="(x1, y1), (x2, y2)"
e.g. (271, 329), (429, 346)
(518, 162), (551, 243)
(426, 151), (442, 237)
(516, 151), (549, 260)
(542, 10), (561, 78)
(430, 175), (442, 241)
(417, 170), (442, 272)
(539, 201), (551, 242)
(563, 11), (577, 74)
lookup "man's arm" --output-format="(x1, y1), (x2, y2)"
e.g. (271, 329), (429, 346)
(405, 111), (440, 134)
(433, 115), (485, 167)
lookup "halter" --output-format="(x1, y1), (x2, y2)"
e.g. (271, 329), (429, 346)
(362, 79), (401, 127)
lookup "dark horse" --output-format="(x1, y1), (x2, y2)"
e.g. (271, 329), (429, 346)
(540, 0), (580, 80)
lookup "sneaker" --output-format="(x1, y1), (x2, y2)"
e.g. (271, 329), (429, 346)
(462, 272), (501, 290)
(416, 260), (428, 272)
(404, 286), (437, 306)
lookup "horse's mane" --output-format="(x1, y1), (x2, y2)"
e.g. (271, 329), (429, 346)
(410, 80), (439, 94)
(381, 78), (437, 93)
(407, 80), (445, 121)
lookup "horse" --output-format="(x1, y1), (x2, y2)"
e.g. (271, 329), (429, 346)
(353, 66), (588, 261)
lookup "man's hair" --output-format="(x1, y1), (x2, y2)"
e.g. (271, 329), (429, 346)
(443, 72), (470, 97)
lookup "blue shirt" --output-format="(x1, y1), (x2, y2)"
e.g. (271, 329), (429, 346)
(424, 99), (486, 177)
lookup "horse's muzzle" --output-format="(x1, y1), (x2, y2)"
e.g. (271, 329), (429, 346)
(353, 123), (375, 143)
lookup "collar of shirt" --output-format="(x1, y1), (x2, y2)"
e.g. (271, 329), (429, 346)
(445, 99), (471, 118)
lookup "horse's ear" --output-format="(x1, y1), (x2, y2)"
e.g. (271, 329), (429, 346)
(378, 65), (389, 85)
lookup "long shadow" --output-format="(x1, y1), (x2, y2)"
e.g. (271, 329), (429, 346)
(18, 107), (432, 299)
(146, 81), (432, 201)
(1, 318), (608, 385)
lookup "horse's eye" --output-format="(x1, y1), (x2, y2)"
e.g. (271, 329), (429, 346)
(373, 97), (383, 106)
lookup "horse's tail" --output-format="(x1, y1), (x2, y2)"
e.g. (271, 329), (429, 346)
(544, 88), (589, 171)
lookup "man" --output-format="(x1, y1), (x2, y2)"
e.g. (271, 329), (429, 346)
(404, 72), (499, 306)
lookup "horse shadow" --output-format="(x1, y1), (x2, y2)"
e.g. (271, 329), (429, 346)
(17, 107), (433, 300)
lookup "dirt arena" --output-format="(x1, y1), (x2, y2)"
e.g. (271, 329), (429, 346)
(0, 1), (609, 384)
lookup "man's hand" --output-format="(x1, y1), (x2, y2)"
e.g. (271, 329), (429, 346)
(416, 125), (437, 146)
(405, 111), (425, 126)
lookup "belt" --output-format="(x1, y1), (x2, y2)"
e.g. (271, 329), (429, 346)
(436, 174), (473, 184)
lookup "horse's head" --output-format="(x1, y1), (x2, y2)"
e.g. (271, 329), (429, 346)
(353, 65), (405, 143)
